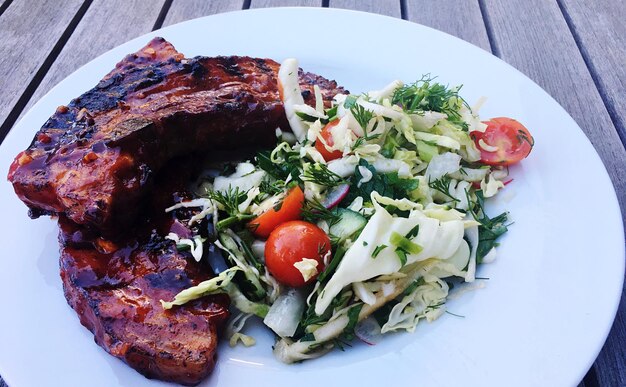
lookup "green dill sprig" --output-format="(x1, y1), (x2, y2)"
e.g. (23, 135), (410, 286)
(301, 199), (342, 227)
(208, 187), (246, 215)
(258, 177), (284, 197)
(302, 163), (346, 188)
(392, 75), (469, 128)
(428, 174), (459, 203)
(208, 188), (255, 230)
(351, 103), (374, 129)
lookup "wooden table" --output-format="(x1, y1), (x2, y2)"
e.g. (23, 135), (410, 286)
(0, 1), (624, 386)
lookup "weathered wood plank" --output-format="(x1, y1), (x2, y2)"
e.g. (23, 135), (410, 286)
(20, 0), (166, 119)
(559, 0), (626, 162)
(0, 0), (84, 133)
(481, 1), (626, 386)
(250, 0), (321, 7)
(163, 0), (244, 26)
(0, 0), (13, 18)
(405, 0), (491, 51)
(482, 0), (626, 219)
(329, 0), (401, 18)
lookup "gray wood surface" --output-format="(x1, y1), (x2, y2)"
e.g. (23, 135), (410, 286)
(482, 0), (626, 222)
(481, 0), (626, 385)
(164, 0), (244, 26)
(405, 0), (491, 52)
(19, 0), (166, 120)
(559, 2), (626, 385)
(0, 0), (84, 132)
(329, 0), (401, 18)
(250, 0), (322, 7)
(560, 0), (626, 161)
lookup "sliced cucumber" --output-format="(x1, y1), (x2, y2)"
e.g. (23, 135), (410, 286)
(329, 208), (367, 241)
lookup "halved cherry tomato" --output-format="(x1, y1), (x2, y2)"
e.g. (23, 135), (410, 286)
(248, 186), (304, 238)
(315, 120), (343, 161)
(471, 117), (534, 166)
(265, 221), (331, 287)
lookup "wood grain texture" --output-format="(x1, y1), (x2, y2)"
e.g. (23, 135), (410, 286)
(0, 0), (84, 128)
(560, 3), (626, 385)
(482, 0), (626, 220)
(482, 1), (626, 386)
(19, 0), (166, 118)
(405, 0), (491, 51)
(163, 0), (244, 26)
(250, 0), (321, 7)
(559, 0), (626, 156)
(329, 0), (401, 18)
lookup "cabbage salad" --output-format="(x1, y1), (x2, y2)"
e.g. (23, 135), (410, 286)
(160, 59), (519, 363)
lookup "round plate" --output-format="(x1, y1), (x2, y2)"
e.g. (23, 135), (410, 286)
(0, 8), (623, 387)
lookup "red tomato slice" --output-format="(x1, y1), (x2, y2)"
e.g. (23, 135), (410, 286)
(315, 120), (343, 161)
(248, 186), (304, 239)
(265, 221), (331, 287)
(471, 117), (534, 166)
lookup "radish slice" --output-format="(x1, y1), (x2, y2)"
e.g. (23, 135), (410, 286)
(322, 183), (350, 209)
(355, 316), (382, 345)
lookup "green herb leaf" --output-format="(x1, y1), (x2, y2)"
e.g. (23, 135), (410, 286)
(302, 163), (346, 188)
(466, 189), (509, 263)
(392, 75), (469, 129)
(372, 244), (387, 258)
(342, 160), (418, 206)
(394, 248), (407, 266)
(428, 174), (459, 203)
(340, 304), (364, 341)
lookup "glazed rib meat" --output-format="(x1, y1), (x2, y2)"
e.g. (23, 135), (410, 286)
(59, 158), (230, 385)
(8, 37), (345, 234)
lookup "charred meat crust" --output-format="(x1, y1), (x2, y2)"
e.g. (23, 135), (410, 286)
(8, 37), (346, 234)
(59, 216), (231, 386)
(58, 157), (231, 386)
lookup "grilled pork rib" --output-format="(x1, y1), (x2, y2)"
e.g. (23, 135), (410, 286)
(8, 37), (345, 234)
(60, 217), (230, 386)
(59, 157), (230, 386)
(8, 37), (347, 385)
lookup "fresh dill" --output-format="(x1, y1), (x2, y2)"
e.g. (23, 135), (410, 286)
(392, 75), (469, 128)
(428, 174), (459, 203)
(208, 188), (256, 230)
(258, 177), (284, 197)
(301, 199), (342, 227)
(302, 163), (346, 188)
(208, 187), (246, 216)
(351, 103), (375, 130)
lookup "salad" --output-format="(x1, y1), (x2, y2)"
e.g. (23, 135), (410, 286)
(160, 59), (534, 363)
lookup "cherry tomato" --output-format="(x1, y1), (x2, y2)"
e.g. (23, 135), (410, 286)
(315, 120), (343, 161)
(265, 221), (331, 287)
(248, 186), (304, 239)
(471, 117), (534, 166)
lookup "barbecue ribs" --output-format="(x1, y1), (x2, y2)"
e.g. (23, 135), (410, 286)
(8, 37), (345, 234)
(7, 37), (348, 385)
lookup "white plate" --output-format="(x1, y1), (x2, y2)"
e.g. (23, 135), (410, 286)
(0, 8), (623, 387)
